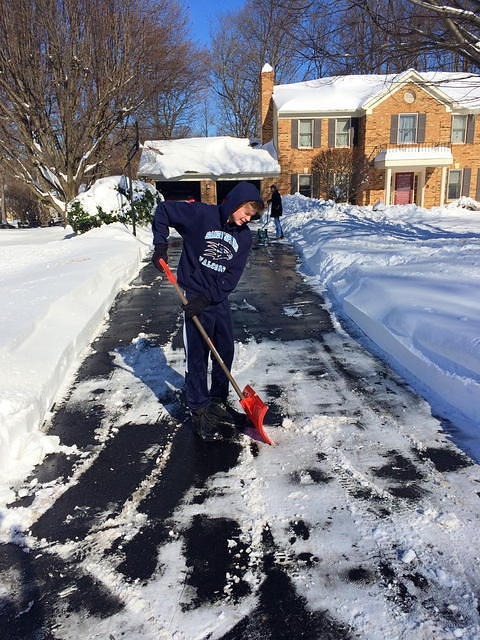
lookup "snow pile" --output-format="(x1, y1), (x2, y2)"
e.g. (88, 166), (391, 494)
(0, 223), (151, 505)
(69, 175), (158, 218)
(281, 195), (480, 438)
(138, 136), (280, 179)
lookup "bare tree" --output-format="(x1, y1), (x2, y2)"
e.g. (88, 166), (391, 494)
(139, 47), (209, 140)
(312, 148), (369, 202)
(0, 0), (183, 217)
(349, 0), (480, 72)
(210, 0), (306, 137)
(137, 4), (209, 141)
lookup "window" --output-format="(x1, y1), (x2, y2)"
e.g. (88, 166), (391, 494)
(452, 115), (467, 143)
(335, 118), (351, 147)
(398, 114), (418, 143)
(298, 120), (313, 148)
(298, 174), (312, 197)
(447, 169), (462, 200)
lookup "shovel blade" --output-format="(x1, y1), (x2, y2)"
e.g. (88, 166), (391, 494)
(240, 385), (274, 445)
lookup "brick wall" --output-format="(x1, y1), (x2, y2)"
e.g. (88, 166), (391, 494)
(275, 80), (480, 206)
(200, 180), (217, 204)
(260, 69), (274, 144)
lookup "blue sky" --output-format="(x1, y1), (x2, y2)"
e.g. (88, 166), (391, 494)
(181, 0), (245, 45)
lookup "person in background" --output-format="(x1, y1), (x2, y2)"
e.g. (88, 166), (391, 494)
(267, 184), (284, 239)
(151, 182), (264, 441)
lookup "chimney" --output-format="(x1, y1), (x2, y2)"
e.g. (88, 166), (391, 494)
(259, 63), (274, 144)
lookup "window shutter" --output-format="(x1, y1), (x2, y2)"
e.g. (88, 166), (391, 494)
(417, 113), (426, 143)
(390, 115), (398, 144)
(476, 169), (480, 200)
(291, 173), (298, 194)
(466, 114), (475, 143)
(313, 119), (322, 147)
(328, 119), (335, 147)
(312, 172), (320, 198)
(291, 120), (298, 148)
(351, 117), (359, 146)
(462, 168), (471, 197)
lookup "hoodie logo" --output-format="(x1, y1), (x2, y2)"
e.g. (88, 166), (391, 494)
(204, 240), (234, 261)
(199, 230), (238, 273)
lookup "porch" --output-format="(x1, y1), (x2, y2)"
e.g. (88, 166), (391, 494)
(374, 144), (453, 206)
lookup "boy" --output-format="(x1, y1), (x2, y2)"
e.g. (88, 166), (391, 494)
(152, 182), (264, 441)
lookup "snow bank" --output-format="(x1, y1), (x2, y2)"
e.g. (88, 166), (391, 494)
(0, 222), (151, 506)
(281, 195), (480, 444)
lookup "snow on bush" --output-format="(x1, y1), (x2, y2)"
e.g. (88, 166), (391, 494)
(67, 175), (162, 234)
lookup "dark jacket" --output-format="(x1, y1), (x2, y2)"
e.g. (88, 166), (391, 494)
(269, 189), (283, 217)
(152, 182), (260, 304)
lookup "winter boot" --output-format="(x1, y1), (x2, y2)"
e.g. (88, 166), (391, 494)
(191, 405), (224, 441)
(209, 397), (247, 429)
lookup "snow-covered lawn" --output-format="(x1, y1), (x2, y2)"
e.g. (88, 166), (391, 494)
(0, 223), (151, 504)
(277, 195), (480, 460)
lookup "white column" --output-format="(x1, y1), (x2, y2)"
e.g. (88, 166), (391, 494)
(419, 169), (426, 207)
(439, 167), (447, 207)
(385, 167), (392, 205)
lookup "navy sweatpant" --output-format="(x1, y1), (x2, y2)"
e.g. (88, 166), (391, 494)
(183, 298), (234, 410)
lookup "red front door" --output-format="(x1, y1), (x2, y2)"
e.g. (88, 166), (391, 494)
(394, 172), (414, 205)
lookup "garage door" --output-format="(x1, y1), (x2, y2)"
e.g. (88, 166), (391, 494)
(216, 180), (261, 204)
(156, 181), (201, 202)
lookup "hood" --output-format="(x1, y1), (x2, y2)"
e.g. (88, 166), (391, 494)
(219, 182), (263, 223)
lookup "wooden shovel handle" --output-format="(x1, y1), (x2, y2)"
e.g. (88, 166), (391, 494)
(159, 259), (244, 399)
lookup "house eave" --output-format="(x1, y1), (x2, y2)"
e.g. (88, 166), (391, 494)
(363, 71), (458, 114)
(278, 109), (364, 119)
(374, 154), (453, 169)
(138, 172), (280, 182)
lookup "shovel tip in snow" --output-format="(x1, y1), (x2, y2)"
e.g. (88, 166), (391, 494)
(240, 385), (274, 445)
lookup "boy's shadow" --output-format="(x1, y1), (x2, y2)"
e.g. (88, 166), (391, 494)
(0, 514), (45, 639)
(113, 336), (186, 421)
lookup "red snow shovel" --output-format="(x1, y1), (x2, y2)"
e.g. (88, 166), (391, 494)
(159, 259), (273, 445)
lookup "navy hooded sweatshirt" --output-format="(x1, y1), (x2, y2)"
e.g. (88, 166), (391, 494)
(152, 182), (261, 304)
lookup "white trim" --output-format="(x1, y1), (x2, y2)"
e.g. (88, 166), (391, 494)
(451, 114), (467, 144)
(279, 110), (362, 119)
(419, 168), (426, 207)
(440, 167), (447, 206)
(298, 119), (314, 149)
(362, 69), (457, 114)
(335, 117), (351, 148)
(385, 168), (392, 205)
(398, 113), (418, 144)
(139, 173), (280, 181)
(446, 167), (463, 201)
(374, 147), (453, 169)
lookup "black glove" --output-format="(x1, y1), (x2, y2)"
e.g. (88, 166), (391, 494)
(152, 244), (168, 271)
(183, 294), (210, 320)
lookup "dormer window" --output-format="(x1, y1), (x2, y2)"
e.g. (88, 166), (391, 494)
(298, 120), (313, 148)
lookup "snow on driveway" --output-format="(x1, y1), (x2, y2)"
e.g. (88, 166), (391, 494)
(1, 240), (479, 640)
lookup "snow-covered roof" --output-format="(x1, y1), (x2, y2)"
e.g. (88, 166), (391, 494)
(138, 136), (280, 180)
(374, 146), (453, 168)
(273, 69), (480, 115)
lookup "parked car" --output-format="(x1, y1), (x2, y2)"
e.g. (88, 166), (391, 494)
(48, 216), (64, 226)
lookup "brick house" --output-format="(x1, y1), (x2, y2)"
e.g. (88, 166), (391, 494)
(260, 65), (480, 207)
